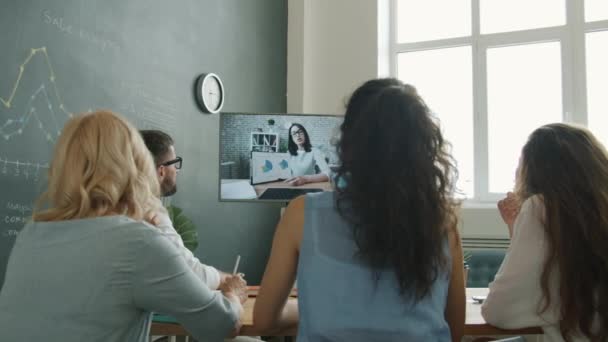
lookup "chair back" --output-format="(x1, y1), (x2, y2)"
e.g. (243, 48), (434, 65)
(466, 249), (506, 288)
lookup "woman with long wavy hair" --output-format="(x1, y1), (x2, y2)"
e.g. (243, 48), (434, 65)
(0, 110), (247, 342)
(253, 78), (465, 341)
(482, 123), (608, 341)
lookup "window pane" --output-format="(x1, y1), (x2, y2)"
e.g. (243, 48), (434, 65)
(586, 31), (608, 146)
(397, 47), (474, 198)
(480, 0), (565, 34)
(586, 0), (608, 22)
(487, 42), (562, 193)
(397, 0), (471, 43)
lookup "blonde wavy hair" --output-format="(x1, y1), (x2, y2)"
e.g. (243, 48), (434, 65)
(34, 110), (165, 222)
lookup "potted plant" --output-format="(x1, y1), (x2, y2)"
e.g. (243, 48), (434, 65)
(166, 205), (198, 252)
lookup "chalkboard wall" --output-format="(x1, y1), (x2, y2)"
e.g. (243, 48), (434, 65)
(0, 0), (286, 286)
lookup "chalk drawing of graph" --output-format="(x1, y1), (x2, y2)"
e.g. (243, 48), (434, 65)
(0, 157), (49, 181)
(0, 47), (73, 180)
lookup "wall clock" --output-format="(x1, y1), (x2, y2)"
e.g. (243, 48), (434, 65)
(195, 73), (225, 114)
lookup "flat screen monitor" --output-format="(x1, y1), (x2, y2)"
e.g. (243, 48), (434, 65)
(219, 112), (343, 202)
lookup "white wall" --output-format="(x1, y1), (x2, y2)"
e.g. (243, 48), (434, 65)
(460, 204), (508, 239)
(287, 0), (380, 114)
(287, 0), (508, 240)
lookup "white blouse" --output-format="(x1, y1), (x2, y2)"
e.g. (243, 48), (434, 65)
(482, 196), (592, 342)
(289, 148), (330, 178)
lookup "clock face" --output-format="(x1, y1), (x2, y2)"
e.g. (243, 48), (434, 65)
(197, 73), (224, 113)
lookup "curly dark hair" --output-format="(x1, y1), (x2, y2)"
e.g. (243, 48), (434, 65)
(288, 123), (312, 156)
(336, 78), (459, 301)
(515, 123), (608, 341)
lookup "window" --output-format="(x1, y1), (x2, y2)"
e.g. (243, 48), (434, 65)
(480, 0), (565, 34)
(486, 42), (562, 193)
(585, 0), (608, 22)
(397, 47), (474, 197)
(396, 0), (471, 43)
(586, 31), (608, 145)
(391, 0), (608, 201)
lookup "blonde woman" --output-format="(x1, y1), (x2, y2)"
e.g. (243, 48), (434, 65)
(0, 111), (247, 342)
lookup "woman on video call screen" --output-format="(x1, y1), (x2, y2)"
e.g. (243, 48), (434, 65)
(285, 123), (330, 186)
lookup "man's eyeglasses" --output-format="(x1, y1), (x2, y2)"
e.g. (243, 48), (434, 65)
(291, 129), (305, 137)
(159, 156), (183, 170)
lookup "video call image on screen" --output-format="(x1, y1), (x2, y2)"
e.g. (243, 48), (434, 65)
(219, 113), (343, 202)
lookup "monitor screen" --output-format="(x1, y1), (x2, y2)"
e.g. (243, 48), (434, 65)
(219, 112), (343, 202)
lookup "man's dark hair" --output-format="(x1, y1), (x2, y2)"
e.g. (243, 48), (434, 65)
(140, 130), (174, 165)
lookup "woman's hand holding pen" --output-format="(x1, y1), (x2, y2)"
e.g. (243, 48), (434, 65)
(219, 275), (248, 304)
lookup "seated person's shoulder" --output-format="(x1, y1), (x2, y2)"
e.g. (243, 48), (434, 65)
(282, 196), (306, 228)
(287, 195), (306, 212)
(288, 192), (328, 210)
(137, 210), (173, 232)
(105, 216), (165, 244)
(106, 218), (185, 263)
(523, 194), (544, 212)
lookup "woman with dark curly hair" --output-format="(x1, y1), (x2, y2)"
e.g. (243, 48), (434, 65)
(253, 78), (465, 341)
(483, 123), (608, 341)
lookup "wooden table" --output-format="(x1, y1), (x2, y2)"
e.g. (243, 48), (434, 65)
(151, 288), (543, 337)
(465, 288), (543, 336)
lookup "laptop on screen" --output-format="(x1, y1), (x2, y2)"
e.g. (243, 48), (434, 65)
(250, 152), (324, 201)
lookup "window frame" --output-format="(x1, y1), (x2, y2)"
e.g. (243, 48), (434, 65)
(389, 0), (608, 203)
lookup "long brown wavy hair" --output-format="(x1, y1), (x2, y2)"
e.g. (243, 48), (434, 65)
(515, 123), (608, 341)
(336, 78), (460, 301)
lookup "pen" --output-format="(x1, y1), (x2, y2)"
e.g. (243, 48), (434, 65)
(232, 255), (241, 274)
